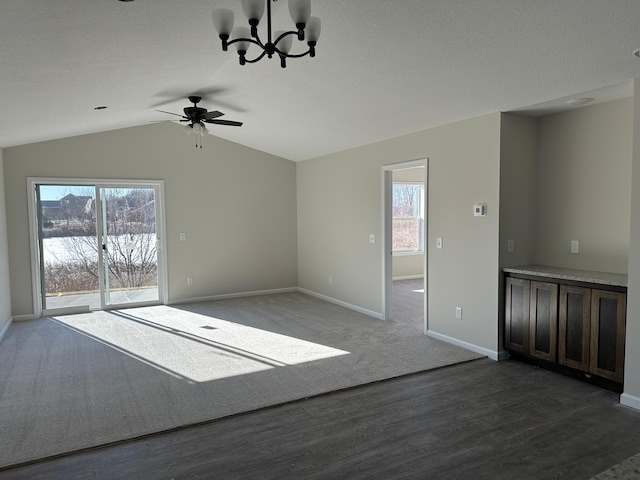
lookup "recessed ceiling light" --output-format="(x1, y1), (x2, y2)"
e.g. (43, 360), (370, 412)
(94, 106), (108, 110)
(567, 98), (593, 106)
(119, 0), (134, 2)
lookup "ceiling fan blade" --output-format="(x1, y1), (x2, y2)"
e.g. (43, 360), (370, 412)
(206, 119), (243, 127)
(203, 110), (224, 120)
(156, 109), (186, 119)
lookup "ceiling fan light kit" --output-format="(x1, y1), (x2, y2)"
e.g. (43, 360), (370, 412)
(212, 0), (321, 68)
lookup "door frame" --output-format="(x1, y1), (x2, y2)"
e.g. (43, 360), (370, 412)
(27, 177), (168, 317)
(381, 159), (429, 334)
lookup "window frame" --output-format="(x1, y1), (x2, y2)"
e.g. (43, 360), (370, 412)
(391, 181), (425, 255)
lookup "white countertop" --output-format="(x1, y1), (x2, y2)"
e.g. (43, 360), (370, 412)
(503, 265), (628, 287)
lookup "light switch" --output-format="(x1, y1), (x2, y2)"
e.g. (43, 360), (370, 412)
(571, 240), (579, 254)
(507, 239), (514, 253)
(180, 233), (186, 241)
(436, 237), (443, 249)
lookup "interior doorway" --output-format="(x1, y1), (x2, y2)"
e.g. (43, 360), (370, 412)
(382, 160), (428, 333)
(28, 178), (167, 316)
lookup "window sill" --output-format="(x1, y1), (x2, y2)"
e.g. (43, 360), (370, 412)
(393, 251), (425, 257)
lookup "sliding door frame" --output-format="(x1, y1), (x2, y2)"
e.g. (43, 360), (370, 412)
(27, 177), (169, 318)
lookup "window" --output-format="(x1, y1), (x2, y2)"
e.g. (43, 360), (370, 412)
(392, 183), (424, 253)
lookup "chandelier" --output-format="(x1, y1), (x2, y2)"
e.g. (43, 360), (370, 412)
(212, 0), (321, 68)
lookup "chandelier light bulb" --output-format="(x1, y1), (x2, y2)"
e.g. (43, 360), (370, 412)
(232, 26), (252, 53)
(274, 30), (293, 55)
(288, 0), (311, 26)
(241, 0), (265, 23)
(306, 16), (321, 43)
(212, 8), (235, 36)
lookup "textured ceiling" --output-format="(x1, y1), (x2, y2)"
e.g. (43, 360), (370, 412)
(2, 0), (640, 161)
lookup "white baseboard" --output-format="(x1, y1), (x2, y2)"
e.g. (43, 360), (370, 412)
(427, 329), (500, 361)
(297, 288), (383, 320)
(168, 287), (298, 306)
(620, 393), (640, 412)
(0, 317), (12, 343)
(11, 314), (37, 321)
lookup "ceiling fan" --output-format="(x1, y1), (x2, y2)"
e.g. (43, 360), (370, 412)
(157, 95), (243, 129)
(157, 96), (243, 148)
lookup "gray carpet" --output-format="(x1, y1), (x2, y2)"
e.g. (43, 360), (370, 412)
(0, 288), (483, 468)
(591, 452), (640, 479)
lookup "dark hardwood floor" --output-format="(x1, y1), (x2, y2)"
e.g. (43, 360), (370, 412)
(3, 358), (640, 480)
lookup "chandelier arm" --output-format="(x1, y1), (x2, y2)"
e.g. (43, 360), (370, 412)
(275, 48), (308, 59)
(226, 37), (265, 50)
(243, 49), (269, 64)
(272, 29), (298, 46)
(278, 48), (313, 59)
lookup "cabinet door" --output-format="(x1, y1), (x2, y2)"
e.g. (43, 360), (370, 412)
(590, 290), (626, 382)
(558, 285), (591, 371)
(505, 277), (530, 353)
(529, 281), (558, 361)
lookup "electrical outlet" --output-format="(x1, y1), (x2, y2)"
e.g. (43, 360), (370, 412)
(507, 239), (514, 253)
(180, 232), (186, 241)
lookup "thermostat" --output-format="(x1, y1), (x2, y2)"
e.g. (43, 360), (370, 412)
(474, 203), (487, 217)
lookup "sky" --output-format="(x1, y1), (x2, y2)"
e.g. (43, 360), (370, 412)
(39, 185), (94, 201)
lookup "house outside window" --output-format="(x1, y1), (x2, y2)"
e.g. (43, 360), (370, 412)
(392, 183), (424, 253)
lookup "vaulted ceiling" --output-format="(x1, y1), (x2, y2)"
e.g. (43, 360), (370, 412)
(2, 0), (640, 161)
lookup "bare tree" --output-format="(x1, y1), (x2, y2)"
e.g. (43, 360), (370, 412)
(43, 188), (157, 294)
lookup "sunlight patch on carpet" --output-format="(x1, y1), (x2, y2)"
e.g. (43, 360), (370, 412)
(52, 308), (349, 383)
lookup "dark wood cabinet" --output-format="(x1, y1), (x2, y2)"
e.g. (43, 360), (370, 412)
(505, 277), (529, 353)
(590, 290), (626, 382)
(505, 278), (558, 361)
(504, 270), (627, 387)
(529, 281), (558, 362)
(558, 285), (591, 372)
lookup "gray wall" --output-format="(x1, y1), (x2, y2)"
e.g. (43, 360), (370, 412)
(4, 122), (298, 317)
(624, 80), (640, 408)
(499, 114), (538, 269)
(498, 113), (539, 350)
(534, 98), (632, 273)
(0, 148), (11, 337)
(298, 113), (502, 357)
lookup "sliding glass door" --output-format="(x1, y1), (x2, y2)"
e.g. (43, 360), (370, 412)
(99, 186), (159, 307)
(33, 180), (164, 314)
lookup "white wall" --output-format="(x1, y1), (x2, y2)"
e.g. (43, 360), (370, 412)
(298, 113), (502, 356)
(623, 80), (640, 409)
(4, 122), (298, 317)
(0, 147), (12, 338)
(534, 98), (632, 273)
